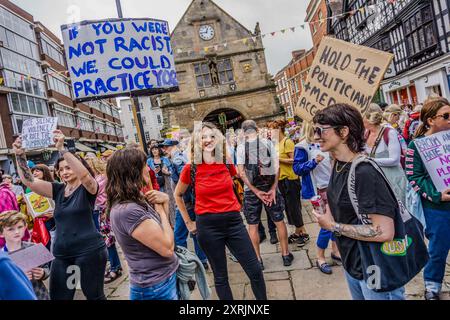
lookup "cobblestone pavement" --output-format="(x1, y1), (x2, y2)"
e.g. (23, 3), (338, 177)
(75, 201), (450, 300)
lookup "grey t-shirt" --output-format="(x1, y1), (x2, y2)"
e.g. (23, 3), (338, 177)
(110, 202), (179, 288)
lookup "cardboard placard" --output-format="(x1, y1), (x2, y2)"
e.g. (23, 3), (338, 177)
(413, 130), (450, 192)
(24, 192), (55, 218)
(61, 18), (179, 102)
(21, 117), (58, 149)
(295, 37), (394, 122)
(9, 243), (54, 273)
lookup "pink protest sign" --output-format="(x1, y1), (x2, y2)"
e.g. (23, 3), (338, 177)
(9, 243), (55, 273)
(414, 130), (450, 192)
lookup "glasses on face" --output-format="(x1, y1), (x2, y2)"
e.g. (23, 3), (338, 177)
(435, 113), (450, 120)
(313, 126), (339, 137)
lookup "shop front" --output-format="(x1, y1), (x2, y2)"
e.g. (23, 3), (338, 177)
(381, 76), (418, 106)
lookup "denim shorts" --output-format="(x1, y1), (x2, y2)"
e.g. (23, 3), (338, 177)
(130, 273), (178, 300)
(243, 189), (285, 225)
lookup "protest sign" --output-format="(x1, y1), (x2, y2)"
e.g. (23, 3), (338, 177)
(413, 130), (450, 192)
(9, 243), (55, 273)
(21, 117), (58, 149)
(295, 37), (393, 122)
(61, 18), (179, 102)
(24, 192), (55, 218)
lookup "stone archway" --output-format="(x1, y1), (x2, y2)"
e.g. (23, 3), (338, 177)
(203, 108), (245, 132)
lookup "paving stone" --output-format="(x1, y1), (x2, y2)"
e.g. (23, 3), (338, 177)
(263, 271), (290, 281)
(245, 280), (293, 300)
(405, 274), (424, 296)
(291, 267), (351, 300)
(108, 278), (130, 299)
(260, 250), (311, 273)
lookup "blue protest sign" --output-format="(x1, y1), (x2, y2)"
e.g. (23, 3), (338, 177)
(61, 18), (179, 102)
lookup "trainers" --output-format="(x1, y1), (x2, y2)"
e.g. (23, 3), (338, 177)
(424, 290), (440, 300)
(282, 253), (294, 266)
(301, 233), (310, 243)
(288, 233), (301, 244)
(270, 233), (279, 245)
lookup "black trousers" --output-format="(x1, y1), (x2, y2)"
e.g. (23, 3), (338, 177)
(196, 212), (267, 300)
(278, 179), (303, 228)
(49, 246), (107, 300)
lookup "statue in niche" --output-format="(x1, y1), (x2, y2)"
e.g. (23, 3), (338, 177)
(209, 60), (219, 86)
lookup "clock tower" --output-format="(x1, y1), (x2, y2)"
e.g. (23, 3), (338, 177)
(156, 0), (282, 132)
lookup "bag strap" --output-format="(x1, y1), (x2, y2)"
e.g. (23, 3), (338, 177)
(347, 155), (412, 224)
(369, 127), (387, 158)
(190, 164), (197, 204)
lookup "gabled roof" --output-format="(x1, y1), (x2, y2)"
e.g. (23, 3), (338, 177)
(172, 0), (254, 37)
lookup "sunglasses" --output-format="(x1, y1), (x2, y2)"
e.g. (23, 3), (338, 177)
(313, 126), (339, 137)
(435, 113), (450, 120)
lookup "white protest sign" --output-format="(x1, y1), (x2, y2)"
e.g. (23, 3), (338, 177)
(413, 130), (450, 192)
(21, 117), (58, 149)
(61, 18), (179, 102)
(295, 37), (393, 122)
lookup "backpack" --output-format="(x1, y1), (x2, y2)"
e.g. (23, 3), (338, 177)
(372, 127), (407, 169)
(347, 156), (429, 292)
(244, 138), (275, 190)
(190, 164), (243, 208)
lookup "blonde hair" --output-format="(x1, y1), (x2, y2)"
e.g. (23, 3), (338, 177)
(85, 157), (106, 176)
(364, 103), (383, 125)
(189, 122), (227, 164)
(0, 211), (27, 233)
(301, 122), (315, 144)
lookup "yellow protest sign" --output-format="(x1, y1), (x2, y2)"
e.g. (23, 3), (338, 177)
(24, 192), (55, 218)
(295, 37), (394, 122)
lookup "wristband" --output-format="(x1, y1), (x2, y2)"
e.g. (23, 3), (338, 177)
(332, 223), (342, 237)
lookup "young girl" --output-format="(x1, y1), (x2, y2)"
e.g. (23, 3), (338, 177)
(0, 210), (50, 300)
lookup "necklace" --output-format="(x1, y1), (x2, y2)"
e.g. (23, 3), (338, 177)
(335, 154), (359, 173)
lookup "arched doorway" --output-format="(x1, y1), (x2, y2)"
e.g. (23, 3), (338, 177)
(203, 108), (245, 132)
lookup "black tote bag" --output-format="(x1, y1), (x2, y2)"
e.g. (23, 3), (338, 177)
(347, 156), (429, 292)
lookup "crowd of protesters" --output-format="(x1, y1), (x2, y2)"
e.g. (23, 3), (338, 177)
(0, 94), (449, 301)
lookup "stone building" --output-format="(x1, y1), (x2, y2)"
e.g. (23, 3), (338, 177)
(157, 0), (282, 132)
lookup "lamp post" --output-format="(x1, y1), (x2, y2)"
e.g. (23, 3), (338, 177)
(114, 0), (149, 155)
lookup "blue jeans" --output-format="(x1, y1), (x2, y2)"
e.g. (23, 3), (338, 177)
(129, 273), (178, 300)
(423, 206), (450, 294)
(174, 208), (208, 263)
(316, 228), (336, 250)
(107, 244), (122, 273)
(344, 271), (405, 300)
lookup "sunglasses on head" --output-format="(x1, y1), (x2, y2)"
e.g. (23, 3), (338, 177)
(313, 126), (339, 137)
(435, 113), (450, 120)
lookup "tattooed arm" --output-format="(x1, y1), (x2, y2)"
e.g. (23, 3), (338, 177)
(13, 137), (53, 198)
(314, 205), (395, 243)
(331, 213), (395, 243)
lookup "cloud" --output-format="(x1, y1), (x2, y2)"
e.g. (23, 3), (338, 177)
(12, 0), (313, 74)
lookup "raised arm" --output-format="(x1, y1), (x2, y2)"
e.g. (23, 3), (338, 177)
(12, 137), (52, 198)
(54, 130), (98, 195)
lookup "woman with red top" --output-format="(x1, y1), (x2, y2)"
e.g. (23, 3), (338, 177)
(174, 122), (266, 300)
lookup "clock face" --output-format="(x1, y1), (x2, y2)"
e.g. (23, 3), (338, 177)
(199, 25), (215, 41)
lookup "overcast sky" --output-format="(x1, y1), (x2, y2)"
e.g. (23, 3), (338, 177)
(12, 0), (313, 74)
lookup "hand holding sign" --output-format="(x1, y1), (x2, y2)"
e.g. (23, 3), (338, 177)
(441, 189), (450, 202)
(53, 129), (65, 151)
(12, 136), (25, 156)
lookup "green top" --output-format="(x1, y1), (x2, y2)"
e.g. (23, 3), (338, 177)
(406, 139), (450, 211)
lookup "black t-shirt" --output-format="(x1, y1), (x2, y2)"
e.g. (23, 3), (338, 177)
(52, 182), (105, 258)
(327, 161), (397, 280)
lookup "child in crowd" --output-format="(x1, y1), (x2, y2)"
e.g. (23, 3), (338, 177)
(0, 210), (50, 300)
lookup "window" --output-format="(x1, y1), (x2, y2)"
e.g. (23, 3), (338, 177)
(54, 104), (76, 128)
(217, 59), (234, 84)
(318, 11), (323, 25)
(157, 115), (162, 124)
(40, 34), (65, 66)
(145, 131), (150, 142)
(131, 119), (135, 127)
(194, 62), (212, 88)
(9, 92), (48, 116)
(78, 113), (94, 132)
(1, 48), (43, 79)
(48, 74), (71, 97)
(141, 116), (147, 125)
(135, 133), (140, 143)
(374, 36), (392, 52)
(403, 6), (437, 57)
